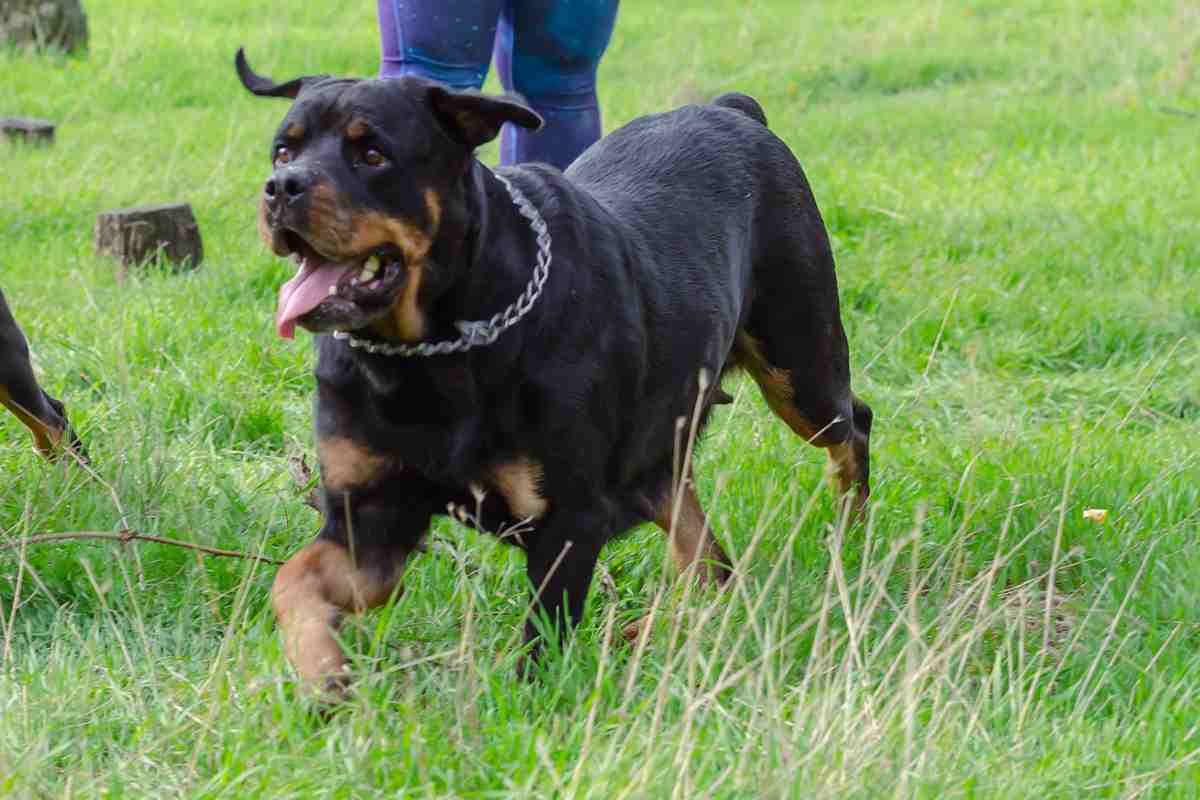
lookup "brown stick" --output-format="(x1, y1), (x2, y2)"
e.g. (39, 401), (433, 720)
(0, 530), (284, 565)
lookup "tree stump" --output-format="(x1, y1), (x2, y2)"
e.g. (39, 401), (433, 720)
(0, 117), (55, 145)
(1, 0), (89, 53)
(94, 204), (204, 274)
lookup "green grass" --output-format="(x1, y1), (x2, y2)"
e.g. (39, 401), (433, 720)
(2, 0), (1198, 796)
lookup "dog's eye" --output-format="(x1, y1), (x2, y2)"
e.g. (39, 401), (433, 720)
(274, 146), (292, 165)
(363, 148), (388, 168)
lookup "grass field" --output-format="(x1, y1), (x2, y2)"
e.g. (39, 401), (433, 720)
(2, 0), (1199, 796)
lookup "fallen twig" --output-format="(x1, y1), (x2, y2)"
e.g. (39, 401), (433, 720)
(0, 530), (284, 565)
(1159, 106), (1198, 119)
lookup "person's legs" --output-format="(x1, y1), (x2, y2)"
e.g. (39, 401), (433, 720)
(495, 0), (618, 168)
(377, 0), (501, 89)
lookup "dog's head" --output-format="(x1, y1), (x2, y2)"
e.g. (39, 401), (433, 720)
(235, 49), (542, 340)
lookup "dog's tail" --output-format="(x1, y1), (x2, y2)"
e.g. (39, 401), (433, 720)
(712, 92), (768, 127)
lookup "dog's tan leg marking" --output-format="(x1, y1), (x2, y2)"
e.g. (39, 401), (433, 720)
(272, 539), (406, 690)
(731, 331), (822, 441)
(488, 456), (549, 520)
(623, 481), (731, 642)
(826, 440), (858, 496)
(655, 480), (730, 584)
(317, 436), (393, 492)
(0, 385), (62, 456)
(733, 331), (869, 519)
(827, 440), (868, 520)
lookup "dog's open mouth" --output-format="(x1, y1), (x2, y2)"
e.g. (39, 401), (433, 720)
(275, 231), (408, 339)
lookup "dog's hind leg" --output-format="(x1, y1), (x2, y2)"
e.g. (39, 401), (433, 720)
(733, 325), (871, 519)
(728, 134), (872, 517)
(832, 395), (872, 514)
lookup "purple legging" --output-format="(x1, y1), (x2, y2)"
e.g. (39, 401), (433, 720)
(377, 0), (619, 169)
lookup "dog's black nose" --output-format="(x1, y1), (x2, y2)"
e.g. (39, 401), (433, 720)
(264, 168), (312, 205)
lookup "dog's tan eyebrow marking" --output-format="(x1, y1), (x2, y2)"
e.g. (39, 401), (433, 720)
(283, 122), (305, 140)
(345, 119), (370, 141)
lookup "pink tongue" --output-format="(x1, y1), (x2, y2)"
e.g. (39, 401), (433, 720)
(275, 260), (351, 339)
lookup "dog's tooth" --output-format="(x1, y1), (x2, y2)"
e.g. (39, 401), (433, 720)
(359, 255), (380, 282)
(328, 285), (337, 296)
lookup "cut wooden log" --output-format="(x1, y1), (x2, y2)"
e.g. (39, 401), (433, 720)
(94, 203), (204, 273)
(0, 117), (55, 144)
(0, 0), (88, 53)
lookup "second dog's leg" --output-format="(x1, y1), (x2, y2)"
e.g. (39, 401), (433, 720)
(0, 289), (82, 459)
(0, 384), (62, 455)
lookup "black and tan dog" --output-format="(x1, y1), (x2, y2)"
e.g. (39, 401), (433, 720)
(236, 49), (871, 691)
(0, 288), (85, 461)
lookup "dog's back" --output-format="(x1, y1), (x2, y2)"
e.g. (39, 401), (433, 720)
(559, 92), (869, 512)
(564, 91), (834, 319)
(557, 92), (839, 381)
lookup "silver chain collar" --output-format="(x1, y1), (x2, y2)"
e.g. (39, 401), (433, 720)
(331, 173), (551, 357)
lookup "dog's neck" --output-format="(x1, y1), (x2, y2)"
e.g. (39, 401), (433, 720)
(432, 159), (548, 347)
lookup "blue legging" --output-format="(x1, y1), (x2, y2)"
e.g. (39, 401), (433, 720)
(377, 0), (618, 169)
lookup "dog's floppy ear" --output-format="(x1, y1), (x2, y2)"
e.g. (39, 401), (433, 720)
(428, 86), (544, 148)
(235, 47), (329, 99)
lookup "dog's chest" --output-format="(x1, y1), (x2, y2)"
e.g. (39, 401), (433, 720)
(439, 456), (550, 546)
(474, 456), (548, 520)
